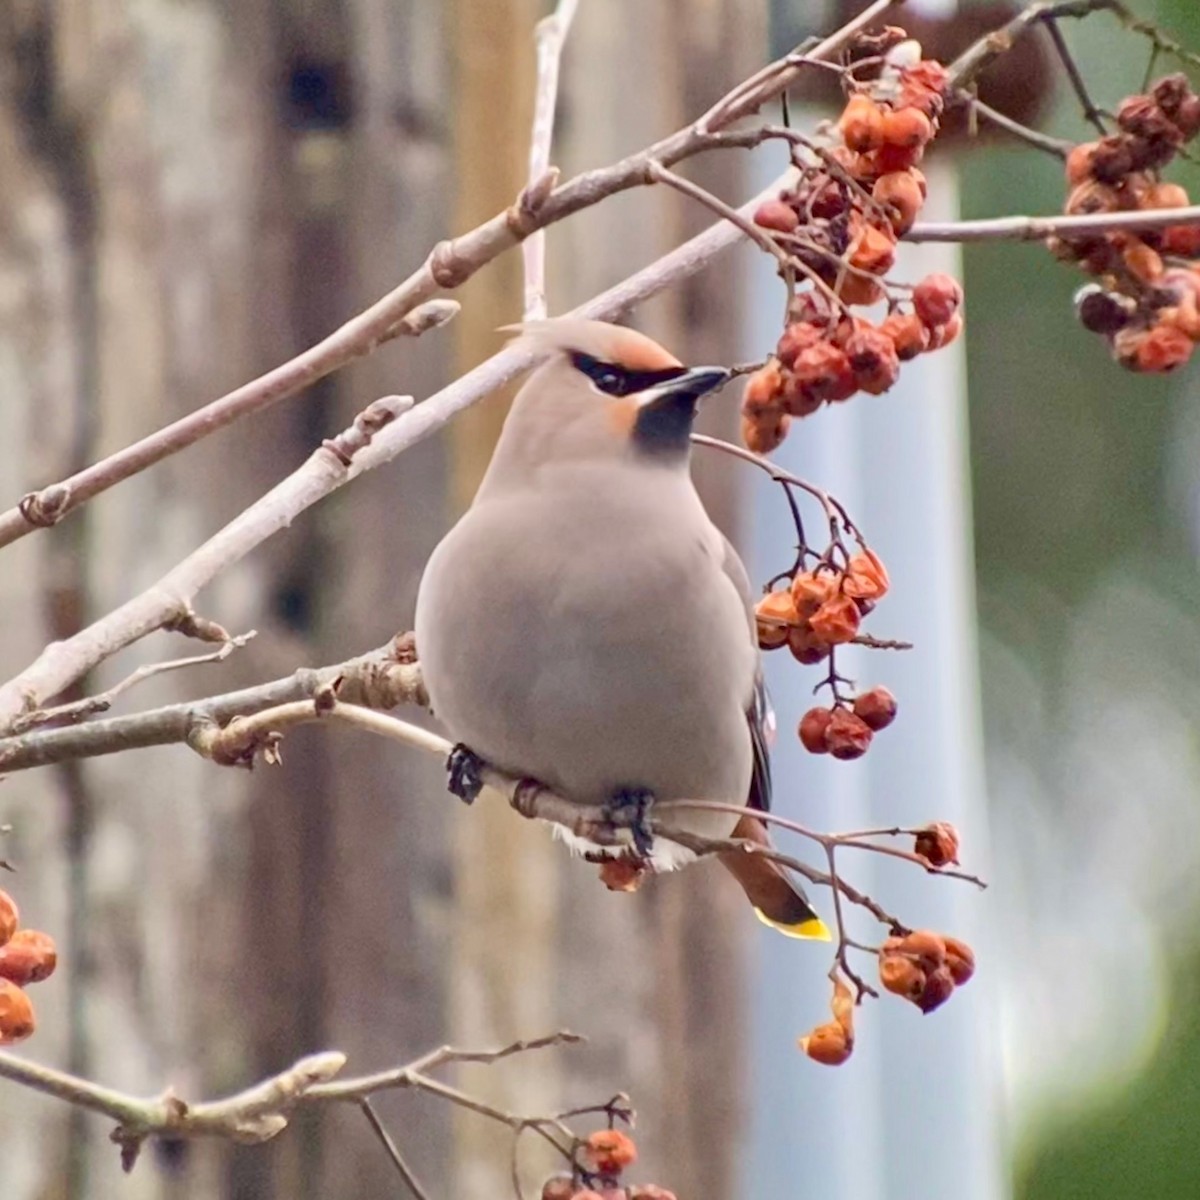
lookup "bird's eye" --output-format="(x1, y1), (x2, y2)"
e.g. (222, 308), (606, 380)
(571, 353), (630, 396)
(595, 370), (624, 394)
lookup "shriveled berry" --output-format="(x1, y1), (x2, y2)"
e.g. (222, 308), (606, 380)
(598, 858), (646, 893)
(853, 686), (897, 731)
(843, 325), (900, 394)
(1065, 180), (1120, 215)
(1145, 181), (1190, 209)
(917, 966), (956, 1013)
(1129, 322), (1194, 372)
(541, 1176), (576, 1200)
(790, 341), (856, 404)
(0, 979), (34, 1045)
(835, 270), (886, 307)
(0, 930), (57, 986)
(753, 198), (800, 233)
(825, 708), (873, 760)
(872, 141), (924, 174)
(775, 322), (825, 368)
(944, 936), (976, 986)
(809, 595), (861, 645)
(0, 891), (17, 948)
(741, 408), (791, 454)
(1162, 222), (1200, 257)
(849, 224), (897, 275)
(742, 361), (783, 411)
(755, 590), (798, 649)
(912, 273), (963, 329)
(584, 1130), (637, 1175)
(872, 170), (924, 235)
(880, 311), (930, 360)
(787, 624), (831, 665)
(629, 1188), (677, 1200)
(927, 311), (964, 350)
(1122, 238), (1164, 284)
(799, 1020), (852, 1066)
(798, 708), (833, 754)
(913, 821), (959, 867)
(900, 929), (946, 972)
(840, 94), (886, 153)
(790, 569), (838, 613)
(1065, 142), (1100, 187)
(779, 374), (825, 418)
(1177, 94), (1200, 141)
(879, 952), (925, 1000)
(843, 549), (890, 600)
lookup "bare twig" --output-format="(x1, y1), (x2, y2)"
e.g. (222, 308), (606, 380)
(1045, 14), (1107, 135)
(908, 204), (1200, 243)
(7, 633), (257, 735)
(957, 92), (1073, 158)
(523, 0), (580, 320)
(359, 1099), (433, 1200)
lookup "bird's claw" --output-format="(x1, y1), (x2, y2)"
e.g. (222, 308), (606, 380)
(447, 743), (484, 804)
(605, 788), (655, 858)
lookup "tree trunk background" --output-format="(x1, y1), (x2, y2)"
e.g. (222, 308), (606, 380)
(0, 2), (765, 1197)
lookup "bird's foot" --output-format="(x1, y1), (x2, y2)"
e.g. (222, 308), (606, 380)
(604, 787), (656, 858)
(446, 743), (485, 805)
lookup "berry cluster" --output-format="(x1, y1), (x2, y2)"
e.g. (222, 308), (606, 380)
(0, 887), (58, 1045)
(878, 929), (974, 1014)
(541, 1131), (675, 1200)
(754, 549), (899, 760)
(1053, 73), (1200, 372)
(741, 38), (965, 453)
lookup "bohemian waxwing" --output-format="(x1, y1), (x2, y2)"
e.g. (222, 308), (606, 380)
(414, 317), (829, 940)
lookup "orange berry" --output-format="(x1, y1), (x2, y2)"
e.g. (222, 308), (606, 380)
(790, 569), (838, 613)
(789, 341), (855, 404)
(798, 707), (833, 755)
(944, 936), (976, 986)
(825, 708), (873, 760)
(872, 171), (924, 235)
(809, 594), (861, 645)
(1146, 181), (1190, 209)
(1122, 238), (1164, 284)
(872, 141), (925, 173)
(1162, 222), (1200, 257)
(799, 1020), (852, 1066)
(900, 929), (947, 972)
(741, 409), (791, 454)
(853, 686), (897, 731)
(879, 952), (925, 1000)
(779, 373), (825, 418)
(843, 325), (900, 394)
(881, 105), (934, 149)
(913, 821), (960, 868)
(897, 60), (949, 117)
(917, 966), (956, 1013)
(0, 891), (17, 948)
(1065, 142), (1100, 187)
(843, 548), (890, 600)
(598, 858), (646, 893)
(775, 322), (825, 368)
(753, 198), (800, 233)
(913, 273), (963, 329)
(755, 590), (798, 649)
(927, 311), (964, 349)
(835, 270), (886, 307)
(0, 930), (57, 986)
(880, 311), (930, 360)
(584, 1129), (637, 1175)
(839, 94), (886, 153)
(786, 623), (831, 665)
(1131, 322), (1194, 372)
(629, 1189), (677, 1200)
(742, 362), (783, 411)
(848, 223), (897, 275)
(0, 979), (34, 1045)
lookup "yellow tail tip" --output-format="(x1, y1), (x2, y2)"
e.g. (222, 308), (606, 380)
(753, 908), (832, 942)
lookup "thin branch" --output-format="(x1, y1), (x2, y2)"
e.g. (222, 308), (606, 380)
(7, 632), (257, 735)
(1045, 13), (1107, 135)
(523, 0), (580, 320)
(0, 0), (893, 550)
(0, 1031), (583, 1172)
(359, 1099), (433, 1200)
(908, 204), (1200, 243)
(0, 170), (800, 733)
(958, 93), (1073, 158)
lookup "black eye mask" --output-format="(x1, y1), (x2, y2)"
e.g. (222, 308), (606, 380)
(570, 352), (688, 397)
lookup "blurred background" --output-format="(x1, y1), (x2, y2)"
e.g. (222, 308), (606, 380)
(0, 0), (1197, 1197)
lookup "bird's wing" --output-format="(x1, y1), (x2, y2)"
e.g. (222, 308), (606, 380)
(720, 533), (774, 813)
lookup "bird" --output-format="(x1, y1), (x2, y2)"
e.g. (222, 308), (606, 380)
(414, 317), (829, 940)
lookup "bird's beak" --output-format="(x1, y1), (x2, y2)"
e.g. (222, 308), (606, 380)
(635, 365), (731, 410)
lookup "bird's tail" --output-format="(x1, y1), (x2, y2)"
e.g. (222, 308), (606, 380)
(719, 814), (831, 941)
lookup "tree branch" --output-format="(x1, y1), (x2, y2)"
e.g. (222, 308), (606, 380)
(908, 203), (1200, 243)
(0, 0), (900, 550)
